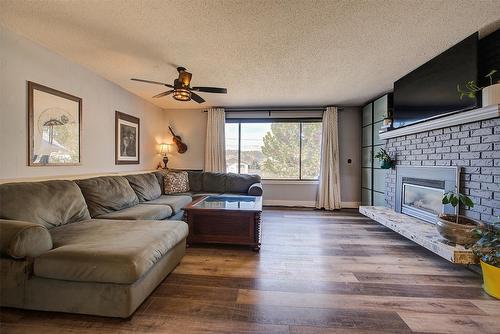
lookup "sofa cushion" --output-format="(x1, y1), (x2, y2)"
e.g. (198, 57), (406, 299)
(0, 180), (91, 229)
(153, 170), (167, 195)
(0, 220), (53, 259)
(34, 219), (188, 284)
(164, 171), (190, 194)
(142, 195), (192, 214)
(187, 171), (203, 192)
(202, 172), (227, 193)
(125, 173), (162, 202)
(169, 211), (185, 221)
(226, 173), (261, 194)
(96, 204), (172, 220)
(76, 176), (139, 217)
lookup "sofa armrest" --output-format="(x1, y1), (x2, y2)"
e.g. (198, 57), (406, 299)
(0, 220), (52, 259)
(247, 182), (263, 196)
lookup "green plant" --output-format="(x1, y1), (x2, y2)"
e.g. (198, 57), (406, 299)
(441, 191), (474, 224)
(457, 81), (481, 100)
(374, 148), (394, 169)
(485, 69), (498, 86)
(457, 69), (498, 100)
(442, 191), (474, 208)
(470, 221), (499, 267)
(374, 148), (391, 162)
(261, 122), (321, 178)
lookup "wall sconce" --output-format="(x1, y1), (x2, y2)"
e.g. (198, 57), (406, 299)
(159, 143), (171, 169)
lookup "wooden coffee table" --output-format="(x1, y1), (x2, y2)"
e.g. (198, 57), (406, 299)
(183, 195), (262, 251)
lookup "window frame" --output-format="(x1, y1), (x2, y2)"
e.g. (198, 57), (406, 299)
(225, 118), (323, 181)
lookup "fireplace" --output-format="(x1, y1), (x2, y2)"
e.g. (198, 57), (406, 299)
(395, 166), (459, 224)
(402, 179), (444, 222)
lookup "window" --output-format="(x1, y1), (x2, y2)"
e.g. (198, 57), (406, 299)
(225, 120), (322, 180)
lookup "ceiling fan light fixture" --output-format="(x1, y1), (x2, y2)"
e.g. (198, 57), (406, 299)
(173, 88), (191, 101)
(131, 66), (226, 104)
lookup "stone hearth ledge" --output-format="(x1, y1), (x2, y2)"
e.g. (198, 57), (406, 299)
(359, 206), (477, 264)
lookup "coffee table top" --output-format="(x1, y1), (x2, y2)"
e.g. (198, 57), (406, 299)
(184, 195), (262, 212)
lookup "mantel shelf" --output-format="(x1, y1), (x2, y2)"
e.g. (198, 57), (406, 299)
(359, 206), (477, 264)
(380, 104), (500, 139)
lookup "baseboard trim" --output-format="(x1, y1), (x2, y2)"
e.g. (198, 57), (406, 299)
(263, 200), (316, 207)
(263, 200), (360, 209)
(340, 201), (361, 209)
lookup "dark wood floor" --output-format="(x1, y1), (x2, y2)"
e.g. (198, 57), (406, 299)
(1, 208), (499, 333)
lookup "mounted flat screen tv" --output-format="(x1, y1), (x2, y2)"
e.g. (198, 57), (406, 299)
(393, 33), (478, 128)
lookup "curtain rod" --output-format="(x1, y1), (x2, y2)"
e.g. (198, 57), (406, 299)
(203, 107), (344, 112)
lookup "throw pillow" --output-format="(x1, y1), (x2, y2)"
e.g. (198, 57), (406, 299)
(164, 171), (190, 194)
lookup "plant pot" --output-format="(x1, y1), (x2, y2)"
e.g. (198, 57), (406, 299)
(480, 260), (500, 299)
(482, 83), (500, 107)
(435, 214), (481, 245)
(380, 160), (394, 169)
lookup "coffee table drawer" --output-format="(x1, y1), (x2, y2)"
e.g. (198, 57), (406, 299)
(187, 211), (257, 244)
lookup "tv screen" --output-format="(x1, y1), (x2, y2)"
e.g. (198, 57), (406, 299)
(393, 33), (478, 128)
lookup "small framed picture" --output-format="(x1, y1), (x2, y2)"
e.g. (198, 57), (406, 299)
(115, 111), (140, 164)
(28, 81), (82, 166)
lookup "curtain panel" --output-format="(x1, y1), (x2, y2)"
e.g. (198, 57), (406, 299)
(204, 107), (226, 172)
(316, 106), (341, 210)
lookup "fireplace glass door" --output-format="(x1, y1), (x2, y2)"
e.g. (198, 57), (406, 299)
(402, 183), (444, 223)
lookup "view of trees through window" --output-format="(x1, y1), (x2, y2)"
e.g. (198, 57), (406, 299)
(225, 121), (322, 179)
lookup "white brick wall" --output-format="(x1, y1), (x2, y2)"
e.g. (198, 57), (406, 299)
(385, 117), (500, 223)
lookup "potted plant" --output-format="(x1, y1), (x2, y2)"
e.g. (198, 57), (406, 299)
(436, 191), (482, 245)
(470, 221), (499, 299)
(374, 148), (395, 169)
(457, 69), (499, 107)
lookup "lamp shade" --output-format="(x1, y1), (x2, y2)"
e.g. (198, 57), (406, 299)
(160, 143), (171, 155)
(173, 88), (191, 101)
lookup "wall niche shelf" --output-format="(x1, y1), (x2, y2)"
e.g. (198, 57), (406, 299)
(380, 104), (500, 139)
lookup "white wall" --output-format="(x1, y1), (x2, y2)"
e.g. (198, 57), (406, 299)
(0, 26), (167, 180)
(261, 181), (320, 207)
(163, 107), (361, 207)
(163, 109), (206, 170)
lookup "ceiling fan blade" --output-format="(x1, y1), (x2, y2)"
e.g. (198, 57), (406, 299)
(152, 90), (174, 98)
(131, 78), (174, 88)
(191, 87), (227, 94)
(190, 92), (206, 103)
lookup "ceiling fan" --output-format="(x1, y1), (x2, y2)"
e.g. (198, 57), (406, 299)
(131, 67), (227, 103)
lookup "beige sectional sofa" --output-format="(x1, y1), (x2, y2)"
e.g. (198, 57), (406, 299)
(0, 171), (262, 318)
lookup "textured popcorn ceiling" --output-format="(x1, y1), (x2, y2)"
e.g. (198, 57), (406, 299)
(1, 0), (499, 109)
